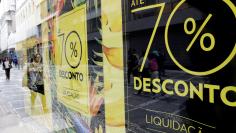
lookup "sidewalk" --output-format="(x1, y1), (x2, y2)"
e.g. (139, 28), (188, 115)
(0, 66), (207, 133)
(0, 67), (49, 133)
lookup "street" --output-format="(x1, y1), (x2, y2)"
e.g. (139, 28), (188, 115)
(0, 67), (50, 133)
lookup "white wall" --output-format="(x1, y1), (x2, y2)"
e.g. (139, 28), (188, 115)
(0, 0), (16, 50)
(15, 0), (41, 43)
(0, 0), (9, 14)
(16, 0), (26, 11)
(0, 23), (9, 50)
(0, 0), (15, 15)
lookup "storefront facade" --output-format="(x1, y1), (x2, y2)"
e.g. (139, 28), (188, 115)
(16, 0), (236, 132)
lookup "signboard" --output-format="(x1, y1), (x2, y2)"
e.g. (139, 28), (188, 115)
(55, 4), (89, 114)
(126, 0), (236, 132)
(18, 0), (235, 132)
(101, 0), (126, 132)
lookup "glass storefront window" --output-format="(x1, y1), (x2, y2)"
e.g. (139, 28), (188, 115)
(9, 0), (236, 132)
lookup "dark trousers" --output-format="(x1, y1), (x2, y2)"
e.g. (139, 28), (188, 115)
(137, 68), (150, 94)
(128, 67), (139, 84)
(5, 68), (10, 80)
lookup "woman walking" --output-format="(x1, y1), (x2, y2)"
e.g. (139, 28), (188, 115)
(28, 53), (47, 113)
(2, 57), (12, 80)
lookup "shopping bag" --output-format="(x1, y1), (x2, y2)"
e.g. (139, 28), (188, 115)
(22, 72), (28, 87)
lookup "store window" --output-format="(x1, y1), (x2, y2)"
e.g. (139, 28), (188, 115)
(17, 0), (236, 132)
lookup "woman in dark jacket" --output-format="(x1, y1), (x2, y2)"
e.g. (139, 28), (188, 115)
(2, 57), (12, 80)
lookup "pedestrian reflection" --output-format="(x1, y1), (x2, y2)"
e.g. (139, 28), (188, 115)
(2, 57), (12, 80)
(128, 48), (139, 84)
(27, 49), (48, 114)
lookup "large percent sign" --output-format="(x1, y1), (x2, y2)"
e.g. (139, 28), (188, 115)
(70, 42), (78, 58)
(65, 31), (82, 69)
(165, 0), (236, 76)
(132, 0), (236, 76)
(57, 31), (82, 69)
(184, 14), (215, 52)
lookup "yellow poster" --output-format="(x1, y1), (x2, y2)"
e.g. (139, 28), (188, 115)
(55, 4), (89, 114)
(101, 0), (126, 132)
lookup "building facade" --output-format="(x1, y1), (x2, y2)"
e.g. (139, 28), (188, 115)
(2, 0), (236, 133)
(0, 0), (16, 51)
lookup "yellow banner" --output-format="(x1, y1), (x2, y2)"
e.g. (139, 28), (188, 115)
(101, 0), (125, 132)
(55, 4), (89, 114)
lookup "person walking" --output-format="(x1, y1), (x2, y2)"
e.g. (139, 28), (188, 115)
(128, 49), (139, 84)
(149, 52), (159, 99)
(28, 53), (47, 113)
(135, 52), (150, 95)
(153, 50), (166, 77)
(2, 57), (12, 80)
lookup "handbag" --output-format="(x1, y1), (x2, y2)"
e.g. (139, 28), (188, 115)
(22, 72), (28, 87)
(28, 71), (38, 91)
(9, 64), (12, 69)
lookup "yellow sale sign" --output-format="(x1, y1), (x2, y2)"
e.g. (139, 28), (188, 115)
(55, 4), (89, 114)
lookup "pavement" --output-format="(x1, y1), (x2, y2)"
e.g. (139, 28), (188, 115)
(0, 65), (211, 133)
(0, 66), (50, 133)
